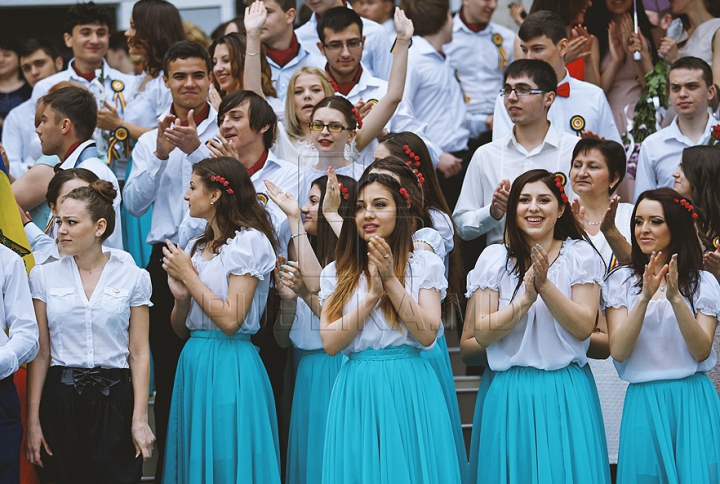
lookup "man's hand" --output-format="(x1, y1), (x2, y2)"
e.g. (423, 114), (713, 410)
(164, 110), (202, 155)
(438, 152), (463, 178)
(154, 115), (176, 160)
(489, 179), (510, 220)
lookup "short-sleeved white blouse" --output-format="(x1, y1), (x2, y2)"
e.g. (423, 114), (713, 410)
(185, 228), (276, 334)
(602, 267), (720, 383)
(318, 249), (447, 355)
(466, 239), (605, 371)
(29, 251), (152, 369)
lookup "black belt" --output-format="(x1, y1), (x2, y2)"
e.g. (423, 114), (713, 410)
(60, 367), (131, 396)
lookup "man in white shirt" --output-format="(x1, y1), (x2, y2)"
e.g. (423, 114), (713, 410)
(352, 0), (396, 40)
(295, 0), (393, 80)
(445, 0), (515, 145)
(29, 2), (135, 164)
(25, 85), (124, 250)
(249, 0), (325, 101)
(3, 39), (63, 180)
(401, 0), (471, 208)
(0, 245), (39, 484)
(634, 57), (717, 200)
(122, 40), (216, 483)
(454, 59), (579, 247)
(491, 11), (622, 144)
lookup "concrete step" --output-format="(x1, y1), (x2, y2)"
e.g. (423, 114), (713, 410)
(455, 376), (480, 425)
(448, 346), (467, 377)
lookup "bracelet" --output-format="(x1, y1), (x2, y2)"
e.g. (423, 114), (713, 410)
(290, 232), (307, 239)
(246, 51), (260, 56)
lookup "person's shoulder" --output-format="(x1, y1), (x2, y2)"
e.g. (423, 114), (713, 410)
(105, 66), (135, 88)
(0, 245), (25, 273)
(489, 22), (515, 38)
(33, 69), (71, 95)
(359, 16), (385, 35)
(137, 126), (161, 146)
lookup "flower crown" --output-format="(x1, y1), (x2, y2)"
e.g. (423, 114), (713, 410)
(210, 175), (234, 195)
(674, 198), (699, 219)
(403, 144), (425, 186)
(399, 187), (411, 208)
(351, 107), (363, 129)
(554, 172), (569, 204)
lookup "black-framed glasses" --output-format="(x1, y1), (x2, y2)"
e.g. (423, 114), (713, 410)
(308, 121), (352, 133)
(500, 86), (545, 97)
(322, 39), (363, 53)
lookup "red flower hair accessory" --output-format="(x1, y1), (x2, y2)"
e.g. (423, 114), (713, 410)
(403, 144), (425, 186)
(399, 187), (411, 208)
(338, 181), (349, 200)
(351, 107), (363, 129)
(210, 174), (235, 195)
(553, 172), (569, 204)
(673, 198), (699, 219)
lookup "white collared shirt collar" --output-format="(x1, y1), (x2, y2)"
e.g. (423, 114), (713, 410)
(507, 122), (562, 155)
(59, 139), (96, 171)
(666, 109), (715, 144)
(413, 36), (445, 60)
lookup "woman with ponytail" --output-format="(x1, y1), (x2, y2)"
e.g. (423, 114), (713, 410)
(27, 180), (154, 484)
(319, 172), (460, 482)
(465, 169), (610, 484)
(160, 157), (280, 483)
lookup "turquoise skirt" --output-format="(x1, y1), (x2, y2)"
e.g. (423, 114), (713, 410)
(286, 349), (344, 484)
(322, 345), (462, 484)
(476, 364), (610, 484)
(421, 334), (469, 483)
(617, 373), (720, 484)
(162, 331), (280, 484)
(468, 367), (495, 483)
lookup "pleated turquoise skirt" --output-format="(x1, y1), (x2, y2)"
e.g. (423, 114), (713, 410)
(617, 373), (720, 484)
(162, 331), (280, 484)
(476, 364), (610, 484)
(421, 333), (469, 483)
(286, 348), (344, 484)
(468, 367), (495, 483)
(322, 345), (462, 484)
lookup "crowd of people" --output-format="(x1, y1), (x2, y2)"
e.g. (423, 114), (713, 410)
(1, 0), (720, 483)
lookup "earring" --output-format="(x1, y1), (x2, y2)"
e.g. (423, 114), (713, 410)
(210, 201), (214, 206)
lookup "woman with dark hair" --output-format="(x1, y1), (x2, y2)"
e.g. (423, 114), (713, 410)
(319, 172), (460, 482)
(604, 187), (720, 483)
(466, 169), (609, 483)
(0, 38), (31, 133)
(584, 0), (657, 135)
(26, 180), (154, 484)
(160, 157), (280, 483)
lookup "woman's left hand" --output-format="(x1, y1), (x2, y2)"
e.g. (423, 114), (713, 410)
(264, 179), (302, 219)
(162, 240), (195, 282)
(244, 0), (268, 37)
(367, 236), (395, 281)
(531, 244), (550, 290)
(666, 254), (681, 303)
(393, 7), (414, 42)
(131, 421), (155, 460)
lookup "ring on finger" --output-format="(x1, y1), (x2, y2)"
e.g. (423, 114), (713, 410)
(383, 253), (390, 259)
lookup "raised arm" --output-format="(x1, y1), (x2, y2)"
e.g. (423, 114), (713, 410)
(354, 9), (413, 151)
(243, 0), (267, 99)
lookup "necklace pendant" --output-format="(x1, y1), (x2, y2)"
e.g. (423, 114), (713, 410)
(660, 285), (666, 292)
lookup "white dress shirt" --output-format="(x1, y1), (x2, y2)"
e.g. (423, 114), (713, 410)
(0, 245), (39, 380)
(3, 99), (37, 178)
(29, 250), (152, 369)
(603, 267), (720, 383)
(492, 71), (622, 144)
(57, 139), (124, 250)
(123, 74), (173, 129)
(123, 104), (218, 245)
(269, 44), (325, 102)
(318, 249), (446, 354)
(445, 16), (515, 138)
(453, 123), (578, 244)
(30, 59), (137, 162)
(295, 12), (393, 80)
(403, 36), (469, 153)
(466, 239), (604, 371)
(633, 112), (715, 201)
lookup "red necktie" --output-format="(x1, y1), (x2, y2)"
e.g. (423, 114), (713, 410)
(557, 82), (570, 98)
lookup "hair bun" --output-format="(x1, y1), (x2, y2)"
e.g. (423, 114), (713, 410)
(89, 180), (117, 204)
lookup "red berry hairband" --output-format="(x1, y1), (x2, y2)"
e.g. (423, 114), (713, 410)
(351, 107), (363, 129)
(210, 175), (234, 195)
(399, 187), (412, 208)
(403, 145), (426, 186)
(674, 198), (699, 219)
(337, 181), (349, 200)
(554, 172), (569, 204)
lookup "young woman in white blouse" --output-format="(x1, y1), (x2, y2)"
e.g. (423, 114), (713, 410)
(160, 156), (280, 483)
(604, 187), (720, 483)
(26, 180), (154, 484)
(465, 168), (610, 484)
(319, 172), (461, 482)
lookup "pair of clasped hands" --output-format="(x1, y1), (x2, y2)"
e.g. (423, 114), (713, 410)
(151, 109), (240, 160)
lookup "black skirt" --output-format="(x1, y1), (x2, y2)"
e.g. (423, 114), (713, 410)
(36, 366), (143, 484)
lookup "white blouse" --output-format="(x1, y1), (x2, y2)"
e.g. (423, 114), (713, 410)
(318, 249), (447, 355)
(185, 228), (276, 333)
(123, 74), (173, 129)
(289, 298), (322, 351)
(586, 202), (634, 274)
(29, 251), (152, 369)
(466, 239), (605, 371)
(602, 267), (720, 383)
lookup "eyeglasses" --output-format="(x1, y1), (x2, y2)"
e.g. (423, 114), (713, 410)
(322, 39), (363, 53)
(500, 86), (545, 97)
(308, 121), (352, 133)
